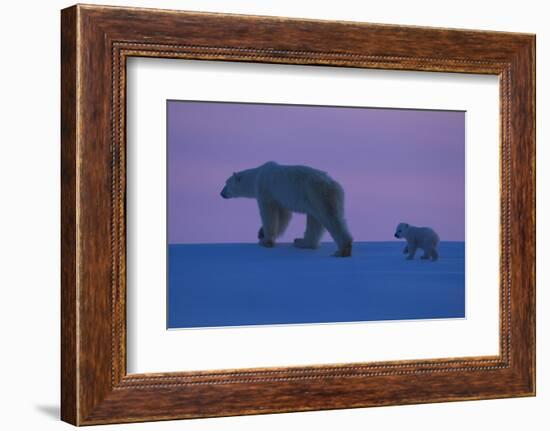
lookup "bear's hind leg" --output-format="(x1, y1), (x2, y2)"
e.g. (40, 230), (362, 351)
(305, 185), (352, 257)
(294, 214), (324, 249)
(317, 213), (352, 257)
(431, 248), (439, 261)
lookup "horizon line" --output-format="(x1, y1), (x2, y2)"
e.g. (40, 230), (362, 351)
(168, 240), (466, 246)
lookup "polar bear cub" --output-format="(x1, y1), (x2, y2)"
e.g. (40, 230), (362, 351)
(394, 222), (440, 261)
(220, 161), (353, 257)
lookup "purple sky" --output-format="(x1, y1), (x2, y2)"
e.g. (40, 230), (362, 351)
(167, 101), (465, 244)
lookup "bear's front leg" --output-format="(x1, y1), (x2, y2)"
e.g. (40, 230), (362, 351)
(257, 226), (273, 247)
(294, 214), (324, 249)
(260, 238), (274, 247)
(257, 199), (278, 248)
(403, 245), (409, 255)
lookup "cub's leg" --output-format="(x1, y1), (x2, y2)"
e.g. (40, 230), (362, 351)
(420, 248), (431, 260)
(294, 214), (324, 249)
(403, 245), (409, 255)
(431, 248), (439, 261)
(257, 199), (279, 248)
(406, 243), (417, 260)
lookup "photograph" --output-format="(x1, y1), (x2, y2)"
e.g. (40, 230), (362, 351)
(167, 100), (466, 329)
(52, 1), (536, 426)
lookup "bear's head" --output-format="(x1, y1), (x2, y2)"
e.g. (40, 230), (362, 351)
(394, 222), (410, 239)
(220, 170), (255, 199)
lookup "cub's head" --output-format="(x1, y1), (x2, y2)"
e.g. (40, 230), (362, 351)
(220, 170), (254, 199)
(394, 222), (410, 239)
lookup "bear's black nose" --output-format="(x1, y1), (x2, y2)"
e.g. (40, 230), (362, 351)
(394, 233), (399, 238)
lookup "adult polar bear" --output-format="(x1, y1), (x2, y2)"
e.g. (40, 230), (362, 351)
(220, 161), (353, 257)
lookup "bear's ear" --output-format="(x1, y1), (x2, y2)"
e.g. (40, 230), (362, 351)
(405, 223), (409, 228)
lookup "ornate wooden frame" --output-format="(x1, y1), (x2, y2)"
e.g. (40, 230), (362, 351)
(61, 4), (535, 425)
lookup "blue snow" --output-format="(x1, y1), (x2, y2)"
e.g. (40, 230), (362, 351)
(167, 241), (465, 329)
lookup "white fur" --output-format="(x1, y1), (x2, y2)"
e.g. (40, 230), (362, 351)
(394, 222), (440, 261)
(221, 161), (353, 257)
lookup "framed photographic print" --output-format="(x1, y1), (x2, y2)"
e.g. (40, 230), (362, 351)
(61, 4), (535, 425)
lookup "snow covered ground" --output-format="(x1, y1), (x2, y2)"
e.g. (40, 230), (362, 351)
(168, 241), (465, 329)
